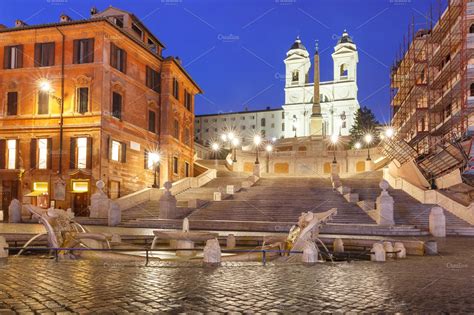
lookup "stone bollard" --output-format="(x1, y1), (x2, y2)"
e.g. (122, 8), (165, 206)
(213, 192), (222, 201)
(158, 182), (178, 219)
(375, 180), (395, 225)
(394, 242), (406, 259)
(8, 199), (21, 223)
(226, 185), (235, 195)
(425, 240), (438, 255)
(203, 238), (221, 265)
(383, 241), (394, 258)
(370, 243), (386, 262)
(302, 241), (318, 264)
(226, 234), (236, 249)
(0, 236), (8, 258)
(333, 238), (344, 253)
(429, 207), (446, 237)
(108, 202), (121, 227)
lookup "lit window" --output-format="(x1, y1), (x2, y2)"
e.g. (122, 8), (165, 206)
(6, 139), (16, 169)
(111, 140), (121, 162)
(77, 137), (88, 169)
(38, 138), (48, 169)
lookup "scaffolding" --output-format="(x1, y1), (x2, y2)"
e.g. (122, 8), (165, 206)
(388, 0), (474, 180)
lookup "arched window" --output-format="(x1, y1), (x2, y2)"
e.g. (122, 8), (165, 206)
(340, 64), (348, 78)
(470, 83), (474, 97)
(261, 118), (266, 127)
(470, 24), (474, 33)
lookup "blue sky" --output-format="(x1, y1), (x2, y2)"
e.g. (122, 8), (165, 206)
(1, 0), (444, 124)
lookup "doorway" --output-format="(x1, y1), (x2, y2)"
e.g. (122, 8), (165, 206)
(73, 193), (89, 217)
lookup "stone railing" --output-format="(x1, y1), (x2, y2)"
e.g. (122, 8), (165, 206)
(383, 168), (474, 224)
(117, 164), (217, 212)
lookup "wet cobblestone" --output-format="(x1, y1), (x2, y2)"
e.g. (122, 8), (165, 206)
(0, 237), (473, 313)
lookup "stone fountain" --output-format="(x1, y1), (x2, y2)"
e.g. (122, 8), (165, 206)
(151, 218), (218, 257)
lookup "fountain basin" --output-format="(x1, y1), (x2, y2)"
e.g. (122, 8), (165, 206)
(152, 231), (218, 257)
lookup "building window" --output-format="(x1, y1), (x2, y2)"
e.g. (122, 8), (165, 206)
(252, 125), (255, 129)
(6, 139), (17, 169)
(112, 92), (122, 119)
(340, 64), (348, 78)
(7, 92), (18, 116)
(292, 70), (299, 82)
(184, 128), (191, 146)
(3, 45), (23, 69)
(173, 156), (179, 174)
(470, 83), (474, 97)
(185, 161), (190, 177)
(271, 123), (275, 128)
(111, 15), (124, 27)
(109, 180), (120, 199)
(282, 112), (285, 119)
(148, 38), (157, 53)
(110, 43), (127, 73)
(282, 123), (285, 131)
(184, 90), (192, 110)
(37, 138), (49, 169)
(131, 23), (143, 39)
(34, 42), (55, 67)
(241, 116), (245, 120)
(173, 78), (179, 100)
(261, 118), (266, 127)
(73, 38), (94, 64)
(76, 137), (88, 169)
(148, 110), (156, 133)
(110, 140), (126, 163)
(241, 126), (246, 130)
(262, 130), (266, 137)
(470, 24), (474, 33)
(174, 119), (180, 139)
(77, 87), (89, 114)
(146, 66), (160, 92)
(38, 91), (49, 115)
(69, 137), (92, 169)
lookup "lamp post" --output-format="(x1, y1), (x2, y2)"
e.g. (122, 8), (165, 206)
(265, 144), (273, 173)
(254, 134), (261, 164)
(231, 137), (239, 162)
(385, 127), (394, 139)
(149, 152), (161, 188)
(354, 142), (361, 150)
(211, 142), (219, 161)
(330, 134), (338, 163)
(364, 134), (373, 161)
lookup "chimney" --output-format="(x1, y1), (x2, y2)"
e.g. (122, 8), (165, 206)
(90, 7), (98, 16)
(60, 14), (72, 23)
(15, 20), (27, 28)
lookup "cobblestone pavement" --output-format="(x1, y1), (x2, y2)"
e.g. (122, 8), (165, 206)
(0, 237), (473, 313)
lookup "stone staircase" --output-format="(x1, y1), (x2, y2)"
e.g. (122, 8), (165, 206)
(343, 171), (474, 236)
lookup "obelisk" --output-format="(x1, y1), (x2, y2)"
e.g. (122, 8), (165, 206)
(310, 41), (323, 137)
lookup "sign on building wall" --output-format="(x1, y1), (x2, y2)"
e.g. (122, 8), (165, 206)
(53, 178), (66, 201)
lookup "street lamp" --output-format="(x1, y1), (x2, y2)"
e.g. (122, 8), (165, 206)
(149, 152), (161, 188)
(220, 134), (227, 142)
(254, 134), (262, 164)
(265, 144), (273, 173)
(231, 137), (239, 163)
(385, 127), (394, 138)
(211, 142), (220, 161)
(364, 133), (373, 161)
(330, 134), (338, 163)
(354, 142), (361, 150)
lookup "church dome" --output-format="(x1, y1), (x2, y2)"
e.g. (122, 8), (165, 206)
(337, 30), (354, 45)
(289, 36), (307, 51)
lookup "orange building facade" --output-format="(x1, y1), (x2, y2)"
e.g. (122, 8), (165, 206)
(0, 7), (201, 218)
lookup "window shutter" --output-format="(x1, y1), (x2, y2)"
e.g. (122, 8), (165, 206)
(144, 150), (148, 169)
(106, 136), (111, 160)
(48, 43), (55, 66)
(69, 137), (76, 169)
(73, 39), (79, 64)
(110, 43), (117, 68)
(121, 142), (127, 163)
(146, 66), (151, 88)
(87, 38), (94, 63)
(154, 70), (161, 92)
(47, 138), (52, 169)
(7, 92), (18, 116)
(3, 46), (10, 69)
(15, 139), (19, 170)
(0, 139), (5, 169)
(86, 137), (93, 169)
(34, 43), (41, 67)
(122, 50), (127, 73)
(30, 138), (37, 169)
(16, 45), (23, 68)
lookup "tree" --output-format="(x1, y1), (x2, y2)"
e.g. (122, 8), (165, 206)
(349, 106), (379, 147)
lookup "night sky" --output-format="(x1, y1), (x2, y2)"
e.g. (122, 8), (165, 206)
(1, 0), (445, 124)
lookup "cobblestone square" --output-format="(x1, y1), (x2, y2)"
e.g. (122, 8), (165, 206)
(0, 238), (473, 313)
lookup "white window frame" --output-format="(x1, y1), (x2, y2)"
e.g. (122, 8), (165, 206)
(111, 140), (121, 162)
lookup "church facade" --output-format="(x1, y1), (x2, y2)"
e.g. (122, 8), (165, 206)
(195, 31), (360, 144)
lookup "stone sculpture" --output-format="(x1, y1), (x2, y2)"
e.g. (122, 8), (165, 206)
(375, 180), (394, 225)
(429, 206), (446, 237)
(371, 243), (386, 262)
(90, 180), (110, 218)
(383, 241), (394, 258)
(394, 242), (406, 259)
(158, 182), (177, 219)
(8, 199), (21, 223)
(302, 241), (318, 264)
